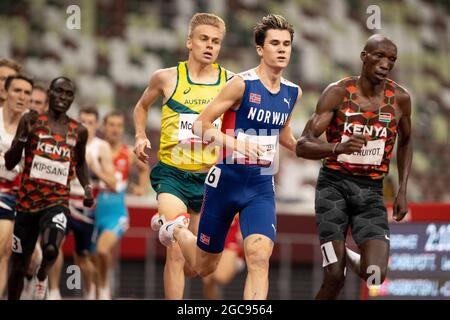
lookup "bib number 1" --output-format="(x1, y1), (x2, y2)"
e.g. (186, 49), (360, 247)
(205, 166), (221, 188)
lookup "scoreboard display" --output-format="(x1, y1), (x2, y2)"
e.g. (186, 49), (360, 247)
(367, 222), (450, 299)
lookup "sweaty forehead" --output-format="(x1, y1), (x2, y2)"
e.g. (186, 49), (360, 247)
(192, 25), (224, 38)
(107, 116), (124, 124)
(32, 88), (46, 95)
(0, 66), (17, 76)
(51, 78), (75, 91)
(11, 79), (32, 90)
(265, 29), (292, 42)
(80, 113), (97, 121)
(366, 39), (397, 55)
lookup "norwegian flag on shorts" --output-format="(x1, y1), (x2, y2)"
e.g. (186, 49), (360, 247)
(249, 93), (261, 104)
(200, 233), (210, 245)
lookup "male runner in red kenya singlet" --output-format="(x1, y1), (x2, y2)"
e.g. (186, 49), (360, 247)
(6, 76), (94, 300)
(296, 34), (412, 299)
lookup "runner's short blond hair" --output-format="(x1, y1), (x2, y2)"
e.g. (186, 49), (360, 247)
(188, 13), (226, 37)
(0, 58), (22, 72)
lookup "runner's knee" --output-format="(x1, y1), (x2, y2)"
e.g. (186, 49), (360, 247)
(322, 267), (346, 291)
(196, 263), (216, 278)
(183, 263), (197, 278)
(41, 227), (64, 262)
(42, 243), (58, 262)
(166, 245), (185, 266)
(245, 245), (270, 271)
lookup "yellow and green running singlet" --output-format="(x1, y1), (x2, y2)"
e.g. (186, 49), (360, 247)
(158, 61), (228, 171)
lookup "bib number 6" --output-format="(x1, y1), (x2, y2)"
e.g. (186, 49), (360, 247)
(205, 166), (221, 188)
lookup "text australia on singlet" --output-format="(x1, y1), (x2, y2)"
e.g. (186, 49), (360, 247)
(30, 141), (70, 185)
(337, 122), (387, 166)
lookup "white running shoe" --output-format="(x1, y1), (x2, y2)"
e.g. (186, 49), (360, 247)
(85, 284), (96, 300)
(158, 214), (190, 247)
(47, 288), (62, 300)
(20, 277), (34, 300)
(151, 213), (166, 231)
(98, 286), (111, 300)
(33, 277), (48, 300)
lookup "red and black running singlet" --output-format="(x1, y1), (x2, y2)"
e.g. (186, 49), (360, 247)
(17, 114), (81, 212)
(323, 77), (398, 179)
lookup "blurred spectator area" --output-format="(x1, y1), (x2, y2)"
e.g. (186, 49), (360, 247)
(0, 0), (449, 204)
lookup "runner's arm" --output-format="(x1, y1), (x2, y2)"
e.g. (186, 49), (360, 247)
(75, 125), (94, 207)
(392, 88), (412, 221)
(296, 83), (366, 159)
(193, 76), (264, 159)
(279, 88), (302, 153)
(5, 111), (37, 170)
(133, 69), (173, 163)
(88, 140), (117, 191)
(128, 145), (149, 196)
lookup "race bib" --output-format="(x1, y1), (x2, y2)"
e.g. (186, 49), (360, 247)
(178, 114), (221, 144)
(232, 132), (278, 166)
(337, 136), (385, 166)
(205, 165), (221, 188)
(30, 155), (70, 185)
(12, 235), (23, 253)
(0, 155), (19, 181)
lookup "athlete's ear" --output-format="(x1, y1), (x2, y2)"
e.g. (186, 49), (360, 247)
(186, 37), (192, 51)
(256, 45), (263, 58)
(47, 88), (54, 104)
(360, 50), (367, 63)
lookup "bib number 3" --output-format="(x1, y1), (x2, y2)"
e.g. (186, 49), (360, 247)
(205, 166), (221, 188)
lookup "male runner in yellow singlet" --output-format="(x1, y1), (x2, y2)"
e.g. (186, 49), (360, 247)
(133, 13), (231, 299)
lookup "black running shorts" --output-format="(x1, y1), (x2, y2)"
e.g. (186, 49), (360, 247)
(315, 167), (390, 247)
(12, 205), (69, 256)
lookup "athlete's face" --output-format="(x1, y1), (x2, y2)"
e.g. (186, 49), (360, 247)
(48, 78), (75, 113)
(30, 89), (48, 114)
(79, 112), (98, 139)
(103, 115), (124, 144)
(0, 66), (18, 103)
(361, 41), (397, 83)
(5, 79), (32, 115)
(187, 25), (224, 65)
(256, 29), (292, 69)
